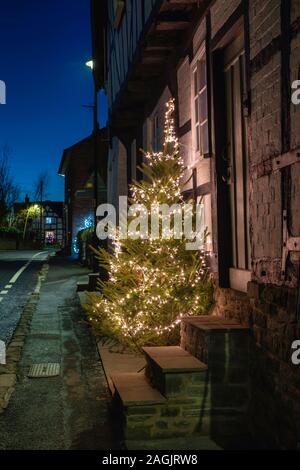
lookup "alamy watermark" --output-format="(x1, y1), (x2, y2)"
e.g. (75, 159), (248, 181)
(96, 197), (206, 251)
(291, 340), (300, 366)
(0, 340), (6, 365)
(0, 80), (6, 105)
(292, 80), (300, 105)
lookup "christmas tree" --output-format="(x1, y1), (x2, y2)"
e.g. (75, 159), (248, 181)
(87, 99), (214, 351)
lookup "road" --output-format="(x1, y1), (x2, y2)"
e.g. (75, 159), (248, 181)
(0, 250), (50, 345)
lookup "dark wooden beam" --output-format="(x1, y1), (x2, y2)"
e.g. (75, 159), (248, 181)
(156, 21), (190, 31)
(211, 2), (243, 50)
(115, 108), (144, 121)
(141, 49), (169, 64)
(156, 10), (191, 30)
(134, 63), (163, 78)
(145, 34), (178, 50)
(281, 0), (291, 154)
(157, 10), (192, 21)
(250, 36), (281, 75)
(127, 80), (153, 94)
(166, 0), (198, 4)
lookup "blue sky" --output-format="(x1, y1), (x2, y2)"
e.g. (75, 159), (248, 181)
(0, 0), (107, 201)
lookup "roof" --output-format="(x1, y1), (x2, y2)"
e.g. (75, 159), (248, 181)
(58, 128), (108, 176)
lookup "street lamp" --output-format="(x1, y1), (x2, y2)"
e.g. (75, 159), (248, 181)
(86, 60), (94, 70)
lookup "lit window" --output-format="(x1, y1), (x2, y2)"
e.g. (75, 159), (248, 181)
(46, 217), (54, 225)
(193, 54), (209, 158)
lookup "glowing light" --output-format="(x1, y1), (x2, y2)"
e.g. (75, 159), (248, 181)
(86, 60), (94, 70)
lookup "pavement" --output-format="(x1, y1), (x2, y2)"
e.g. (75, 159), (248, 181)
(0, 250), (50, 344)
(0, 256), (119, 450)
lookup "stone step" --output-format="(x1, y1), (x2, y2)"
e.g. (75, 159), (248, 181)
(76, 278), (89, 292)
(126, 436), (222, 451)
(180, 315), (250, 440)
(181, 316), (250, 370)
(111, 371), (212, 442)
(88, 273), (100, 291)
(111, 372), (166, 407)
(143, 346), (208, 398)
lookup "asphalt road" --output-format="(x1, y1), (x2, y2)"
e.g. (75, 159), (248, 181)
(0, 250), (50, 345)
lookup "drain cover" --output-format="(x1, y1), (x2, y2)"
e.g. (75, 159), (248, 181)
(28, 363), (60, 378)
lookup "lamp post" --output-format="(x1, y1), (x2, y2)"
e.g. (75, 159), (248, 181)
(86, 59), (101, 273)
(86, 60), (99, 227)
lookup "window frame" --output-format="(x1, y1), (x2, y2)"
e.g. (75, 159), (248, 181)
(190, 43), (210, 166)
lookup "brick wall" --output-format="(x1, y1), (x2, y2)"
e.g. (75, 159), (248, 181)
(249, 53), (282, 165)
(211, 0), (241, 38)
(209, 0), (300, 448)
(251, 172), (282, 284)
(290, 0), (300, 150)
(213, 284), (300, 449)
(249, 0), (281, 59)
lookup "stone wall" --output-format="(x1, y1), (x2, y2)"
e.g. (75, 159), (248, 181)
(213, 284), (300, 449)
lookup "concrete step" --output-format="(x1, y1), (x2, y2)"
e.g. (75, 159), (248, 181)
(143, 346), (208, 398)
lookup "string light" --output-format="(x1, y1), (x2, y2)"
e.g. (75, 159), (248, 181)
(86, 98), (214, 350)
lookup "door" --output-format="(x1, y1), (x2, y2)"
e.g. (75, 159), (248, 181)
(224, 34), (251, 292)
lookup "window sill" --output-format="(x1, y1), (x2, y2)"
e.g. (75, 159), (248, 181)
(188, 153), (212, 169)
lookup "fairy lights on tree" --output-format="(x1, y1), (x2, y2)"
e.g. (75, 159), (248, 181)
(87, 99), (214, 351)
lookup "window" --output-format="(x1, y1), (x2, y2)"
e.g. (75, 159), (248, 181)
(192, 50), (209, 160)
(46, 217), (54, 225)
(223, 34), (250, 292)
(45, 231), (55, 244)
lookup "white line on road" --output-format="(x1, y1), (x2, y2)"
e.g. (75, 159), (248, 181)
(0, 298), (3, 303)
(0, 290), (8, 295)
(5, 285), (12, 289)
(8, 252), (46, 285)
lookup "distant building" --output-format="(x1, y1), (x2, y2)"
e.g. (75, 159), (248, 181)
(14, 198), (64, 246)
(58, 129), (108, 255)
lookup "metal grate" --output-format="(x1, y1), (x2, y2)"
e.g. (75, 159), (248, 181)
(28, 363), (60, 378)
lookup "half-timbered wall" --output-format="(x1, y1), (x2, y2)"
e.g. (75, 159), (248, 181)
(107, 0), (157, 110)
(102, 0), (300, 448)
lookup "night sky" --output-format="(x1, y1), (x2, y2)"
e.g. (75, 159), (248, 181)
(0, 0), (107, 201)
